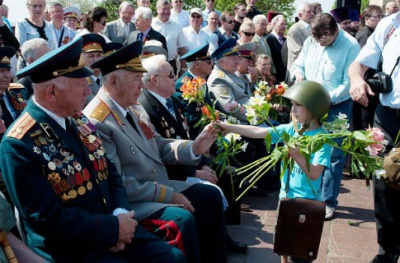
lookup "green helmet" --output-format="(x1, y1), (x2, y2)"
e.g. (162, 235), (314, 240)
(283, 80), (331, 119)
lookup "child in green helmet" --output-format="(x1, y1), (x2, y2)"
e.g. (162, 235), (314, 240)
(216, 80), (332, 263)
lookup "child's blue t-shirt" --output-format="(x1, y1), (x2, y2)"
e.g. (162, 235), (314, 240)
(266, 123), (332, 200)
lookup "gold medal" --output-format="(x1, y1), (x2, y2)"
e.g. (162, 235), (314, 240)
(61, 193), (70, 201)
(78, 185), (86, 195)
(88, 135), (96, 143)
(86, 181), (93, 190)
(98, 172), (103, 180)
(97, 149), (104, 156)
(68, 189), (77, 199)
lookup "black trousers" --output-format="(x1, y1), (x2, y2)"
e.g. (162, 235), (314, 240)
(371, 103), (400, 262)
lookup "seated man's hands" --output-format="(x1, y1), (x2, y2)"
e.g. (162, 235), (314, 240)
(117, 211), (137, 244)
(196, 165), (218, 184)
(192, 123), (220, 155)
(172, 192), (195, 213)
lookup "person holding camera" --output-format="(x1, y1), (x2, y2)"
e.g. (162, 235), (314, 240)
(290, 12), (360, 220)
(348, 11), (400, 263)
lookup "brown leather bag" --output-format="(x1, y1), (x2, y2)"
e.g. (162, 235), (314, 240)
(274, 198), (326, 260)
(382, 143), (400, 190)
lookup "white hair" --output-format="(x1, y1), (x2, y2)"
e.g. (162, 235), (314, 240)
(20, 38), (49, 62)
(252, 14), (267, 25)
(142, 54), (167, 83)
(271, 14), (285, 27)
(136, 6), (153, 20)
(296, 2), (312, 16)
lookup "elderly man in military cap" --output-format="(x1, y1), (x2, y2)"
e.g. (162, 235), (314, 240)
(208, 38), (251, 123)
(83, 41), (227, 263)
(235, 42), (258, 94)
(0, 37), (186, 263)
(80, 33), (106, 104)
(63, 6), (81, 31)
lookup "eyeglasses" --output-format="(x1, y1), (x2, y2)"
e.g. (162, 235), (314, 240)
(191, 14), (202, 19)
(369, 15), (382, 19)
(156, 71), (175, 79)
(206, 0), (215, 2)
(242, 31), (255, 37)
(100, 20), (107, 26)
(174, 0), (183, 3)
(225, 20), (234, 24)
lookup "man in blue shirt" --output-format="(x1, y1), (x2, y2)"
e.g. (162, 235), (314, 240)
(290, 13), (361, 220)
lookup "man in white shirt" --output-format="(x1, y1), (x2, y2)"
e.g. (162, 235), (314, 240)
(202, 11), (219, 53)
(152, 0), (187, 75)
(104, 1), (136, 44)
(286, 2), (314, 70)
(170, 0), (190, 28)
(202, 0), (220, 27)
(48, 2), (75, 48)
(183, 8), (210, 52)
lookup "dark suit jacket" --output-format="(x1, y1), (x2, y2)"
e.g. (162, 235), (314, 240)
(138, 88), (209, 181)
(104, 19), (136, 44)
(267, 34), (287, 83)
(125, 27), (168, 54)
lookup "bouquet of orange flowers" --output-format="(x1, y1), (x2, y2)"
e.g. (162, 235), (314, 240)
(180, 77), (246, 195)
(253, 81), (291, 123)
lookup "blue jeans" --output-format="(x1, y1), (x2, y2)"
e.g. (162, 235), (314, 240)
(321, 99), (353, 208)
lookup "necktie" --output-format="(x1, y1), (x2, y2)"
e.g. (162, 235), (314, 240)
(137, 32), (144, 41)
(65, 117), (74, 134)
(125, 112), (140, 134)
(166, 98), (176, 120)
(278, 36), (284, 45)
(95, 77), (101, 87)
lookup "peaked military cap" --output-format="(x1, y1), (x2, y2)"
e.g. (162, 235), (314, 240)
(330, 6), (350, 23)
(180, 43), (210, 62)
(104, 42), (123, 56)
(16, 37), (93, 83)
(236, 42), (256, 60)
(211, 38), (238, 61)
(91, 41), (147, 76)
(142, 40), (167, 57)
(81, 33), (106, 53)
(64, 6), (81, 20)
(0, 46), (16, 69)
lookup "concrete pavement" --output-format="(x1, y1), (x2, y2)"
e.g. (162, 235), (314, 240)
(227, 176), (379, 263)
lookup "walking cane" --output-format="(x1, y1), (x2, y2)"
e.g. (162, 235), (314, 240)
(0, 230), (18, 263)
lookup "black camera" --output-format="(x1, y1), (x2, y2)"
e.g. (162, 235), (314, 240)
(365, 72), (393, 93)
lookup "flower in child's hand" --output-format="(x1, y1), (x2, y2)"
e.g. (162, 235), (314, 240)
(201, 106), (220, 121)
(241, 141), (249, 152)
(224, 133), (241, 142)
(223, 101), (243, 113)
(337, 112), (348, 120)
(365, 127), (388, 156)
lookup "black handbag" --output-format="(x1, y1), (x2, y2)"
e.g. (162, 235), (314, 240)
(273, 171), (325, 260)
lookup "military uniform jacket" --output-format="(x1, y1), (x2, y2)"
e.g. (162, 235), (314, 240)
(0, 100), (130, 262)
(85, 75), (101, 105)
(207, 64), (250, 123)
(83, 89), (197, 221)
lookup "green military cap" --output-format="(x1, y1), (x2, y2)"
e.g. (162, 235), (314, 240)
(210, 38), (239, 61)
(0, 46), (16, 69)
(91, 41), (147, 76)
(104, 42), (123, 56)
(81, 33), (106, 53)
(180, 43), (210, 62)
(16, 37), (93, 83)
(236, 42), (256, 60)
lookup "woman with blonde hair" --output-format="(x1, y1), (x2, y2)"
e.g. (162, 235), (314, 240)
(237, 18), (255, 45)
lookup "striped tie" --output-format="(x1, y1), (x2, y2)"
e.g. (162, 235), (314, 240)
(166, 98), (176, 120)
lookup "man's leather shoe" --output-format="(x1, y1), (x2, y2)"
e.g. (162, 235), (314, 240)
(226, 234), (248, 254)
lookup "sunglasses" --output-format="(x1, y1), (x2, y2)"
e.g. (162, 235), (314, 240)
(191, 14), (202, 19)
(100, 20), (107, 26)
(174, 0), (183, 2)
(225, 20), (234, 24)
(207, 0), (215, 2)
(157, 72), (175, 79)
(242, 31), (255, 37)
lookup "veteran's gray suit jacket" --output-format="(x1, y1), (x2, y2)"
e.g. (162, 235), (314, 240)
(83, 89), (196, 221)
(104, 20), (136, 44)
(252, 34), (276, 74)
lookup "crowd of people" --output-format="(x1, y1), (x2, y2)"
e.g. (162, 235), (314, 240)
(0, 0), (399, 262)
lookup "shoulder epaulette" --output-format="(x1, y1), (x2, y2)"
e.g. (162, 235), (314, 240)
(86, 77), (93, 85)
(8, 83), (25, 90)
(7, 112), (36, 140)
(89, 101), (111, 123)
(217, 70), (225, 78)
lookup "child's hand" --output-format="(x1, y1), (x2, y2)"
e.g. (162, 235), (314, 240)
(288, 145), (301, 158)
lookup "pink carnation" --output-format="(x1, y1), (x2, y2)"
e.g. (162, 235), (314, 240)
(366, 127), (385, 143)
(365, 127), (386, 156)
